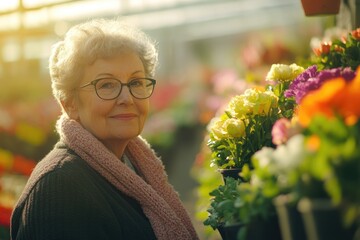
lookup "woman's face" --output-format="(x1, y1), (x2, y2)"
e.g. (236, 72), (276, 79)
(66, 51), (150, 155)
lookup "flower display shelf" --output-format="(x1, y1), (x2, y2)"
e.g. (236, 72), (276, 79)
(274, 195), (306, 240)
(298, 198), (358, 240)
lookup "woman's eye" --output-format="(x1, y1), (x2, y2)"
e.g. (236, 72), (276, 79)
(129, 79), (144, 87)
(98, 79), (117, 89)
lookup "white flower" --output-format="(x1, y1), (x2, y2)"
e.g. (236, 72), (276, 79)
(253, 147), (274, 168)
(272, 134), (306, 172)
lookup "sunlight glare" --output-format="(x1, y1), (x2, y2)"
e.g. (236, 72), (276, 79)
(49, 0), (120, 21)
(0, 1), (19, 12)
(23, 0), (65, 8)
(23, 8), (49, 28)
(0, 13), (21, 31)
(2, 39), (20, 62)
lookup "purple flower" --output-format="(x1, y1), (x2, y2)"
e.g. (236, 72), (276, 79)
(284, 65), (318, 104)
(285, 65), (356, 104)
(340, 67), (357, 81)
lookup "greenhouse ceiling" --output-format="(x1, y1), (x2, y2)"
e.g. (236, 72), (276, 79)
(0, 0), (304, 39)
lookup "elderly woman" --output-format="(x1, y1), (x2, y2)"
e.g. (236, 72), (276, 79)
(10, 19), (198, 240)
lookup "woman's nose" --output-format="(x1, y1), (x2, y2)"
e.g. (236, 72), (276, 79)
(116, 86), (134, 104)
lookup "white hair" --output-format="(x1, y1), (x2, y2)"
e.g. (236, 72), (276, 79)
(49, 18), (158, 111)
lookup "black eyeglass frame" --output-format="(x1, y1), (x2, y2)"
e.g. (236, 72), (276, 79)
(80, 77), (157, 100)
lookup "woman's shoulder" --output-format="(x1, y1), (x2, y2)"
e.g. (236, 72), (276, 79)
(11, 143), (157, 240)
(15, 142), (93, 205)
(29, 142), (86, 182)
(10, 143), (96, 238)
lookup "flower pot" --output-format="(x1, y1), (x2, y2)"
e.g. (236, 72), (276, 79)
(298, 198), (358, 240)
(218, 222), (244, 240)
(300, 0), (341, 16)
(273, 195), (306, 240)
(246, 214), (282, 240)
(218, 215), (282, 240)
(219, 168), (246, 183)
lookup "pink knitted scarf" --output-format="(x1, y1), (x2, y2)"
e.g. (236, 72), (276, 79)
(58, 116), (199, 240)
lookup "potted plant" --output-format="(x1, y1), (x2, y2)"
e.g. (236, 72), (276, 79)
(262, 65), (360, 240)
(203, 27), (360, 240)
(203, 64), (304, 239)
(294, 69), (360, 240)
(264, 28), (360, 240)
(207, 88), (278, 175)
(203, 177), (244, 239)
(310, 28), (360, 70)
(239, 42), (360, 239)
(206, 63), (303, 181)
(253, 133), (308, 240)
(300, 0), (341, 16)
(204, 141), (282, 239)
(204, 175), (282, 240)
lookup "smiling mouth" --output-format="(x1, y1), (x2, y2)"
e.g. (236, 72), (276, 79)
(110, 113), (137, 120)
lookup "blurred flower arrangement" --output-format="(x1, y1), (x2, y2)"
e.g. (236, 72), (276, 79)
(196, 27), (360, 240)
(310, 27), (360, 70)
(143, 81), (183, 147)
(296, 68), (360, 223)
(0, 99), (60, 237)
(254, 65), (360, 229)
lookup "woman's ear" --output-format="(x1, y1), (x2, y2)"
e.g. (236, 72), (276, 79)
(60, 99), (79, 120)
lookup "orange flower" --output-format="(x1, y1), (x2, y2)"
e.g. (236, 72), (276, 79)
(298, 77), (345, 126)
(313, 42), (331, 56)
(351, 28), (360, 40)
(340, 35), (347, 44)
(306, 134), (321, 152)
(333, 45), (345, 53)
(345, 115), (358, 126)
(338, 67), (360, 118)
(298, 67), (360, 127)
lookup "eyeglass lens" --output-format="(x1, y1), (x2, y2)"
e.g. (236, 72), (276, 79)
(95, 78), (154, 100)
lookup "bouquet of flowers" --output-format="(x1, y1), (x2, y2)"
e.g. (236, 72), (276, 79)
(207, 64), (304, 170)
(207, 88), (279, 170)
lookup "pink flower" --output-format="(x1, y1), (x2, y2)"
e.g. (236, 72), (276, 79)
(271, 118), (291, 145)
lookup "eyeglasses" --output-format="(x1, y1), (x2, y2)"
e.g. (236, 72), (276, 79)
(80, 77), (156, 100)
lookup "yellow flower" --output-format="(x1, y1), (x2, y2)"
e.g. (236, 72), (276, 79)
(266, 63), (304, 83)
(224, 118), (245, 138)
(228, 89), (279, 118)
(209, 117), (228, 140)
(254, 91), (278, 115)
(15, 122), (46, 146)
(228, 95), (249, 119)
(0, 148), (13, 170)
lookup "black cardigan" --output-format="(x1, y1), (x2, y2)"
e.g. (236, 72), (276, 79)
(11, 143), (156, 240)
